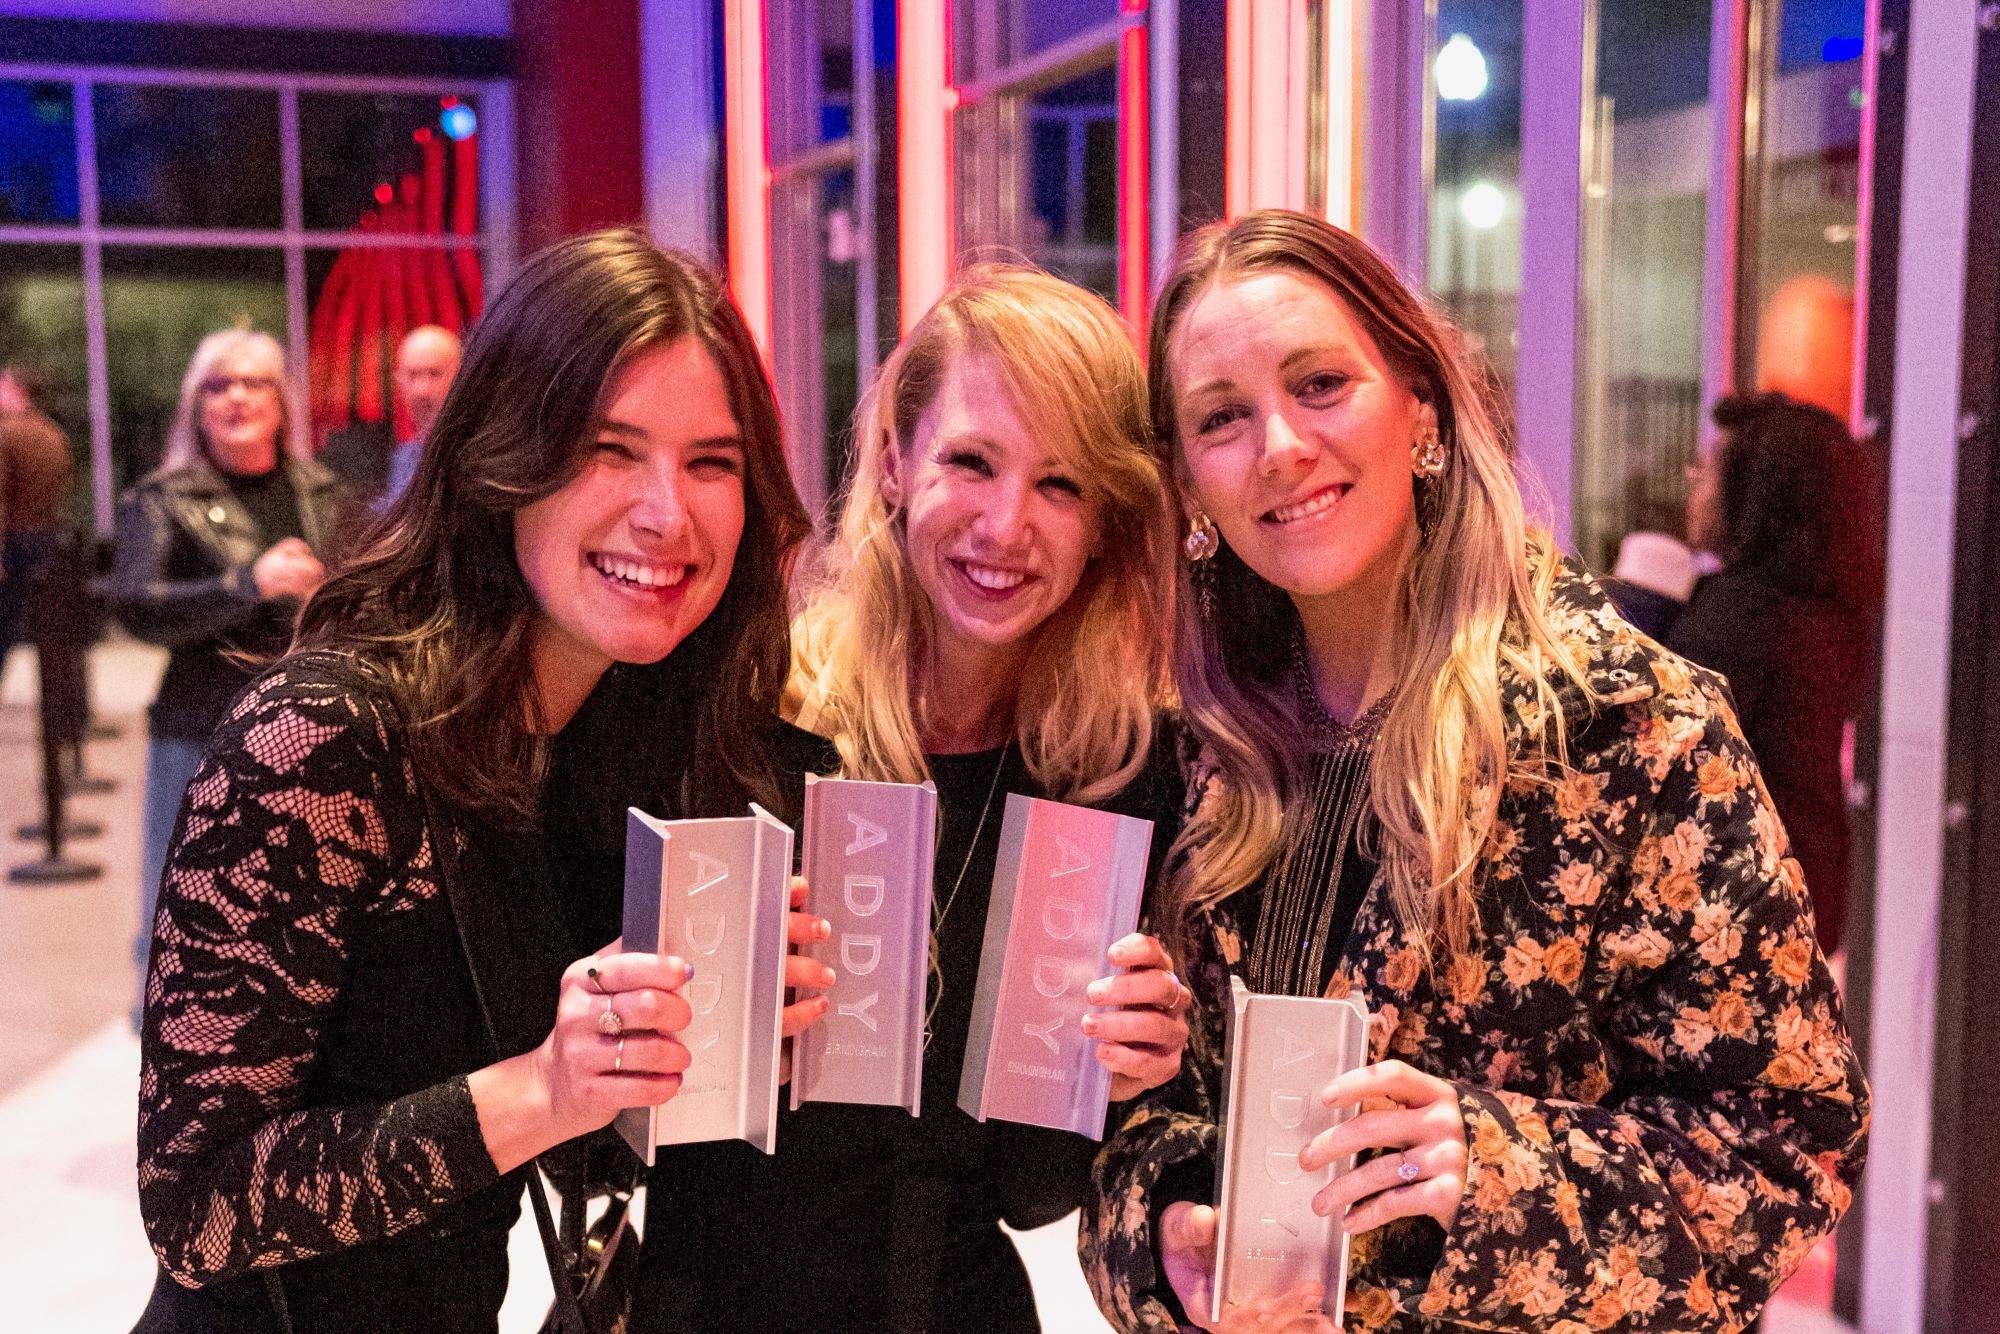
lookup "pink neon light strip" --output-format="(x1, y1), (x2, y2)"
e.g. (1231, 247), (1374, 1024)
(1225, 0), (1251, 216)
(1118, 15), (1150, 333)
(725, 0), (775, 362)
(898, 0), (955, 334)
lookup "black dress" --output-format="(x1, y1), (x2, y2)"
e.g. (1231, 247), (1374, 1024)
(628, 734), (1185, 1334)
(134, 652), (753, 1333)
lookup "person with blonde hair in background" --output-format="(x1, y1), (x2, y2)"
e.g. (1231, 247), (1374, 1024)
(629, 264), (1192, 1334)
(1084, 210), (1867, 1332)
(109, 328), (343, 1009)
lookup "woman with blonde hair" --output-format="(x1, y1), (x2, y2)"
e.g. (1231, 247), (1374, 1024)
(1084, 210), (1867, 1332)
(630, 264), (1193, 1333)
(110, 328), (343, 1010)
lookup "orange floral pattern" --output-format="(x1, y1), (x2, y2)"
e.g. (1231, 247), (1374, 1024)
(1082, 563), (1868, 1332)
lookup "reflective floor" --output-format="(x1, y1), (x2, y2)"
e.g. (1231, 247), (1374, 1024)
(0, 642), (1844, 1332)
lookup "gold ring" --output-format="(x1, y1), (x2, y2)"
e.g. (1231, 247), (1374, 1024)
(597, 996), (625, 1037)
(614, 1035), (625, 1073)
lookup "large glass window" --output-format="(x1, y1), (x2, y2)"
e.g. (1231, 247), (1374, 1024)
(0, 68), (508, 531)
(1744, 0), (1865, 417)
(1573, 0), (1716, 570)
(1429, 3), (1523, 393)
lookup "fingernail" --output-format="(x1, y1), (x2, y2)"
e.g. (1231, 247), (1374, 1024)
(815, 995), (830, 1011)
(1080, 1014), (1099, 1035)
(1087, 981), (1110, 1002)
(819, 966), (837, 987)
(814, 918), (832, 940)
(677, 958), (695, 982)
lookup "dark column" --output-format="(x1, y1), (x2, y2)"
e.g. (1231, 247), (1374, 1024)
(511, 0), (646, 254)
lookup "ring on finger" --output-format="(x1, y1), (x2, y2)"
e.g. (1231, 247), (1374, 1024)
(1395, 1150), (1423, 1185)
(597, 994), (625, 1038)
(614, 1034), (625, 1073)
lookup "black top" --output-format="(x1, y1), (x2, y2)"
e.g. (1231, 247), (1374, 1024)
(108, 457), (344, 741)
(1664, 566), (1869, 952)
(630, 733), (1184, 1334)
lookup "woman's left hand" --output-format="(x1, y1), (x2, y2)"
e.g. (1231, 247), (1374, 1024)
(1084, 932), (1192, 1100)
(1298, 1060), (1468, 1234)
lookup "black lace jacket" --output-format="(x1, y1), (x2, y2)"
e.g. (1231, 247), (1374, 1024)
(137, 655), (509, 1293)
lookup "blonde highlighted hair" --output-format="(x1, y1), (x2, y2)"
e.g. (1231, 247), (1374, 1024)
(792, 263), (1173, 800)
(162, 328), (304, 472)
(1151, 210), (1592, 962)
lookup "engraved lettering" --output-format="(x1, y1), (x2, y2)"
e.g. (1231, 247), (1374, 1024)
(685, 913), (727, 956)
(845, 811), (889, 855)
(1260, 1210), (1304, 1238)
(694, 1028), (720, 1052)
(1024, 1016), (1064, 1052)
(685, 851), (729, 896)
(1265, 1148), (1304, 1186)
(1041, 897), (1084, 941)
(840, 933), (882, 976)
(838, 991), (880, 1031)
(844, 873), (886, 917)
(1032, 954), (1072, 1000)
(1050, 836), (1091, 878)
(1269, 1089), (1307, 1130)
(686, 975), (723, 1016)
(1277, 1027), (1313, 1067)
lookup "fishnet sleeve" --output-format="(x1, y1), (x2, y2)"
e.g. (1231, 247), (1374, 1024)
(135, 665), (501, 1288)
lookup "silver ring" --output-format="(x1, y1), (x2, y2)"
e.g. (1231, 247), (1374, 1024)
(614, 1035), (625, 1073)
(1396, 1152), (1422, 1185)
(597, 996), (625, 1038)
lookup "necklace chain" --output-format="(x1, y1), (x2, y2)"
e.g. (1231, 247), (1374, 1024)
(1290, 628), (1396, 744)
(923, 743), (1009, 1050)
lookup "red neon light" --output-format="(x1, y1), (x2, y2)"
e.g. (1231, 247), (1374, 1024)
(1117, 18), (1149, 335)
(723, 0), (774, 363)
(897, 0), (954, 334)
(1225, 0), (1251, 216)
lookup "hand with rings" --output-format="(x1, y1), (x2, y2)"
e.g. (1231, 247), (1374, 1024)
(1298, 1059), (1470, 1234)
(538, 941), (696, 1145)
(1083, 932), (1193, 1101)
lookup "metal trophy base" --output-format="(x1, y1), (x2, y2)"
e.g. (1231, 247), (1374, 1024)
(8, 856), (103, 884)
(16, 819), (104, 841)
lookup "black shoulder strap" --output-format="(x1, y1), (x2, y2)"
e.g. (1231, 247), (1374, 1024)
(423, 790), (591, 1334)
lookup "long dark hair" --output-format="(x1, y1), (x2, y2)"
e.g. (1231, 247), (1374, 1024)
(1708, 391), (1882, 608)
(297, 229), (810, 825)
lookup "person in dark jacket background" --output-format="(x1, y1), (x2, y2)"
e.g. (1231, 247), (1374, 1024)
(1667, 390), (1882, 954)
(0, 361), (75, 668)
(108, 328), (344, 1005)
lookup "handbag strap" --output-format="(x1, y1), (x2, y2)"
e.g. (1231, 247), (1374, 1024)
(422, 791), (593, 1334)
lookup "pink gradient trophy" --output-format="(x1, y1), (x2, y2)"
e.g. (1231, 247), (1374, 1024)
(1211, 976), (1371, 1322)
(617, 805), (792, 1162)
(790, 775), (938, 1114)
(957, 794), (1152, 1139)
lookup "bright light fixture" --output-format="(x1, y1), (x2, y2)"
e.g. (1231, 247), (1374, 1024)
(1435, 33), (1489, 102)
(1461, 180), (1504, 230)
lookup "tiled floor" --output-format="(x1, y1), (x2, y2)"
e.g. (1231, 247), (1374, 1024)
(0, 642), (1847, 1332)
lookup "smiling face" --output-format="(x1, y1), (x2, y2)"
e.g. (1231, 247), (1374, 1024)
(895, 351), (1101, 670)
(197, 346), (286, 475)
(513, 336), (747, 687)
(1170, 269), (1431, 603)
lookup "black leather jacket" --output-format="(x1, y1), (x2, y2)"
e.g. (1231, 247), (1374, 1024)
(108, 455), (345, 739)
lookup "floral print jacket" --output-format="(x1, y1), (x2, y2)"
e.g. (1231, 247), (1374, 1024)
(1083, 563), (1869, 1332)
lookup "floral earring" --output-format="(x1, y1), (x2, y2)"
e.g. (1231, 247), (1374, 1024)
(1184, 511), (1219, 562)
(1412, 420), (1447, 477)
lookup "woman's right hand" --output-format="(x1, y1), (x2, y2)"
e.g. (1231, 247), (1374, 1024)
(533, 948), (693, 1141)
(1159, 1201), (1337, 1333)
(251, 538), (325, 599)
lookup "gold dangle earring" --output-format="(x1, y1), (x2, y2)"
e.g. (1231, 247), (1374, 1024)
(1412, 421), (1447, 541)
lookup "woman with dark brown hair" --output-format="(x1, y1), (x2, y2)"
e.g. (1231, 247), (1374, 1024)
(1668, 390), (1881, 953)
(134, 230), (830, 1332)
(1084, 211), (1867, 1332)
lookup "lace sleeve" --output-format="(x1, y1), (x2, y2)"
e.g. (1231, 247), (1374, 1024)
(136, 664), (501, 1288)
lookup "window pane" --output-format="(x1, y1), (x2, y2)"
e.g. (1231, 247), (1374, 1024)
(1430, 5), (1523, 395)
(0, 244), (89, 524)
(0, 81), (80, 225)
(304, 242), (484, 448)
(815, 3), (855, 144)
(1015, 0), (1120, 64)
(94, 85), (282, 230)
(101, 247), (286, 490)
(819, 168), (861, 502)
(299, 92), (484, 235)
(1574, 0), (1714, 571)
(1022, 65), (1119, 304)
(1746, 0), (1864, 417)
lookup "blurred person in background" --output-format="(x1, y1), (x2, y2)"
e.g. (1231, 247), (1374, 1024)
(321, 324), (463, 511)
(1666, 391), (1881, 956)
(0, 361), (75, 668)
(109, 329), (344, 1009)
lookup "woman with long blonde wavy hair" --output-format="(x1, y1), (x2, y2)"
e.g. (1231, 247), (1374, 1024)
(629, 264), (1194, 1334)
(1084, 210), (1867, 1333)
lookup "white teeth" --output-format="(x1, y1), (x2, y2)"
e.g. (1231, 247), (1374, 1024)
(593, 555), (688, 589)
(961, 561), (1027, 591)
(1268, 487), (1344, 524)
